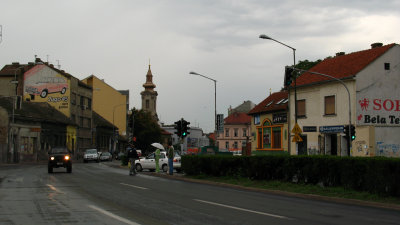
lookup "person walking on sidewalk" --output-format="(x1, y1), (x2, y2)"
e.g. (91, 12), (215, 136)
(167, 141), (174, 175)
(127, 144), (139, 176)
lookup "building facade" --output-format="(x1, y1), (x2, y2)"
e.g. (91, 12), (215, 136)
(289, 43), (400, 157)
(81, 75), (128, 137)
(216, 112), (251, 154)
(248, 91), (289, 154)
(0, 58), (93, 158)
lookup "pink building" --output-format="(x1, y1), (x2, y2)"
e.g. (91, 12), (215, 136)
(216, 112), (251, 153)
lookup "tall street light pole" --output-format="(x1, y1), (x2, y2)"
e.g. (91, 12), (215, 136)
(112, 103), (126, 153)
(259, 34), (297, 123)
(189, 71), (217, 134)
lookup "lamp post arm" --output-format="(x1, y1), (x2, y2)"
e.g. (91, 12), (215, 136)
(269, 38), (296, 51)
(189, 72), (216, 83)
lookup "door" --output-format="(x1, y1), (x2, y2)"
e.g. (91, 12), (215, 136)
(297, 135), (308, 155)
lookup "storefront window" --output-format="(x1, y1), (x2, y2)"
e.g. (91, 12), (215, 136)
(256, 119), (283, 150)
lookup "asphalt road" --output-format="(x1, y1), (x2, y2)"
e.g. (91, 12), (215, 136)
(0, 162), (399, 225)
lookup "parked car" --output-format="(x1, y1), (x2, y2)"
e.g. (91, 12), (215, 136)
(134, 151), (181, 173)
(99, 152), (112, 161)
(48, 146), (72, 173)
(83, 149), (99, 163)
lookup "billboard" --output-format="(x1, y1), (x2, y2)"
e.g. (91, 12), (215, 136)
(23, 65), (70, 116)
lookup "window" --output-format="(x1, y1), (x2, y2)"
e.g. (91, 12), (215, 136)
(256, 119), (282, 150)
(225, 142), (229, 149)
(234, 128), (238, 137)
(80, 96), (84, 107)
(254, 114), (260, 125)
(384, 63), (390, 70)
(87, 98), (92, 110)
(242, 128), (247, 137)
(71, 93), (76, 105)
(234, 142), (238, 149)
(297, 99), (306, 118)
(146, 99), (150, 109)
(225, 128), (229, 137)
(324, 95), (335, 115)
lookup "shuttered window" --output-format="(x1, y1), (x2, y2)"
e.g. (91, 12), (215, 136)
(325, 95), (335, 115)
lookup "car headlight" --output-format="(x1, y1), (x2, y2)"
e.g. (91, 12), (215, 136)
(64, 155), (70, 160)
(50, 156), (55, 160)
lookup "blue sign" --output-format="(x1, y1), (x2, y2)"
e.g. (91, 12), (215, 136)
(319, 125), (344, 133)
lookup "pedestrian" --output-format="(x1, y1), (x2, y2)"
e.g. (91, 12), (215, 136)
(167, 141), (174, 175)
(155, 148), (161, 173)
(127, 144), (139, 176)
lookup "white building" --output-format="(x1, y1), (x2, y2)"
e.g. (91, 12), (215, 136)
(162, 125), (209, 153)
(289, 43), (400, 157)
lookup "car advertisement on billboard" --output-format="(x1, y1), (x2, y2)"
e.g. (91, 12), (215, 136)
(23, 65), (70, 116)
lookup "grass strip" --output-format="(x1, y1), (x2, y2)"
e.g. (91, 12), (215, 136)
(188, 175), (400, 205)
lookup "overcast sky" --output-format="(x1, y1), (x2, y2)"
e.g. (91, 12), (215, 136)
(1, 0), (399, 132)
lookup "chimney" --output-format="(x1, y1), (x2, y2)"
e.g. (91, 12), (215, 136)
(12, 62), (20, 66)
(335, 52), (345, 57)
(371, 43), (383, 49)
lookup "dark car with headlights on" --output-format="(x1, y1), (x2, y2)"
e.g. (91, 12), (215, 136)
(48, 146), (72, 173)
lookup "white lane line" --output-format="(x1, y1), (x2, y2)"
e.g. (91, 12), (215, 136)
(193, 199), (290, 219)
(120, 183), (148, 190)
(89, 205), (141, 225)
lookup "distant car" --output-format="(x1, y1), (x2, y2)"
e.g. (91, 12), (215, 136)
(99, 152), (112, 161)
(135, 151), (181, 173)
(83, 149), (99, 163)
(48, 146), (72, 173)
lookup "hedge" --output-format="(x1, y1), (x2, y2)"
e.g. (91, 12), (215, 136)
(181, 155), (400, 197)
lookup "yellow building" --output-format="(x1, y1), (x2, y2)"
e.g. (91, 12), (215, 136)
(81, 75), (128, 136)
(248, 91), (289, 154)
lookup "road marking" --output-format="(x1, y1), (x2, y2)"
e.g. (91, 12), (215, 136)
(193, 199), (290, 219)
(88, 205), (141, 225)
(120, 183), (148, 190)
(46, 184), (65, 194)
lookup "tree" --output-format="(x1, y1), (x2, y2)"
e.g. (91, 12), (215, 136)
(292, 59), (322, 79)
(131, 108), (162, 155)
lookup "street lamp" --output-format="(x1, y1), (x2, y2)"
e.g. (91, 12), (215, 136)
(259, 34), (297, 123)
(189, 71), (217, 134)
(112, 103), (126, 153)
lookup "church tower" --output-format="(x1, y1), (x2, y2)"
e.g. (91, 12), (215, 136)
(141, 64), (158, 119)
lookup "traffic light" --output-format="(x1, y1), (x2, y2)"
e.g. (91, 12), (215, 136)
(284, 66), (294, 87)
(343, 125), (349, 140)
(174, 120), (182, 137)
(181, 119), (190, 138)
(350, 125), (356, 140)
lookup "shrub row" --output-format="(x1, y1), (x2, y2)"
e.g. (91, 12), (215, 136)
(181, 155), (400, 197)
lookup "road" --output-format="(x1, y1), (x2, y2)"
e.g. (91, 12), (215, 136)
(0, 162), (399, 225)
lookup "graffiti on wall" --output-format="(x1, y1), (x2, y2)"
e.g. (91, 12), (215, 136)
(355, 140), (369, 156)
(376, 141), (400, 157)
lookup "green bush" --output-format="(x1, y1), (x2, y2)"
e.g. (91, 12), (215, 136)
(181, 154), (400, 197)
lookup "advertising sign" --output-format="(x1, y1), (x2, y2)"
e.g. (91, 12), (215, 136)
(357, 97), (400, 126)
(23, 65), (70, 116)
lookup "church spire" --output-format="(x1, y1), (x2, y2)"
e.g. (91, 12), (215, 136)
(143, 63), (156, 90)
